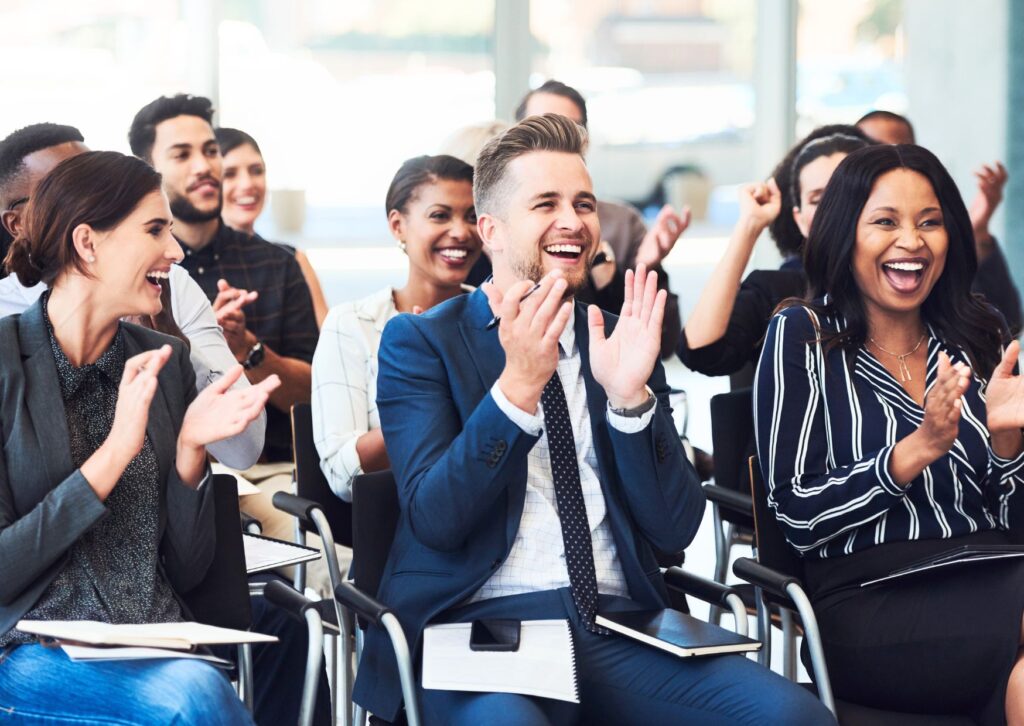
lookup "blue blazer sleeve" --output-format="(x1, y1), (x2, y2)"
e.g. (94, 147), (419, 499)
(376, 314), (541, 552)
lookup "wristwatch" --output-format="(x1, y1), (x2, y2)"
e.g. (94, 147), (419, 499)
(609, 386), (656, 418)
(242, 340), (265, 370)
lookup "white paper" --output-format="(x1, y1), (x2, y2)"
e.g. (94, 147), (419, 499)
(17, 620), (278, 649)
(62, 644), (232, 667)
(243, 533), (321, 574)
(211, 463), (261, 496)
(421, 619), (578, 703)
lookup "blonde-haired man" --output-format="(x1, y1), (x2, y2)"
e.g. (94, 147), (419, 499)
(356, 115), (833, 725)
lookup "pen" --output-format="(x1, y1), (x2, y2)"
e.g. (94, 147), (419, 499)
(485, 282), (543, 330)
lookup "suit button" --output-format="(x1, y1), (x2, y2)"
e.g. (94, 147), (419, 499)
(495, 440), (507, 454)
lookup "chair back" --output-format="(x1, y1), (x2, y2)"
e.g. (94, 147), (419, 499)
(710, 387), (756, 529)
(350, 470), (401, 602)
(747, 456), (805, 608)
(181, 473), (252, 629)
(291, 403), (354, 548)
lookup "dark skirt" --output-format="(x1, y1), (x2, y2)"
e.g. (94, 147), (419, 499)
(803, 530), (1024, 724)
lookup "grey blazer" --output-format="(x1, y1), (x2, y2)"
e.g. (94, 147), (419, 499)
(0, 298), (216, 637)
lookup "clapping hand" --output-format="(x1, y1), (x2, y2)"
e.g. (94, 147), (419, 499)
(483, 270), (573, 414)
(636, 204), (691, 268)
(588, 263), (666, 409)
(179, 365), (280, 450)
(968, 162), (1008, 236)
(984, 341), (1024, 434)
(918, 352), (972, 457)
(213, 279), (258, 359)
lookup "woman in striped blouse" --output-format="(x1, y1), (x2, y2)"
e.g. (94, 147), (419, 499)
(755, 143), (1024, 723)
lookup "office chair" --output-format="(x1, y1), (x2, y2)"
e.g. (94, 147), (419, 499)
(733, 457), (974, 725)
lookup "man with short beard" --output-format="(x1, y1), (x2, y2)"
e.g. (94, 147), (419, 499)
(129, 94), (317, 466)
(356, 114), (832, 725)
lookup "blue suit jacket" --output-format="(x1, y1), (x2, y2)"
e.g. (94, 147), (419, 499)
(354, 288), (705, 719)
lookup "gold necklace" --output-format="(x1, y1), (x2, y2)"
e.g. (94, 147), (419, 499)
(868, 333), (926, 382)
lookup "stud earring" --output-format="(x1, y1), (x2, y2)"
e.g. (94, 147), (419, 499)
(87, 255), (96, 263)
(398, 241), (407, 253)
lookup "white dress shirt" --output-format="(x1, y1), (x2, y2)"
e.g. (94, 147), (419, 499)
(0, 266), (265, 469)
(312, 287), (398, 502)
(475, 313), (656, 602)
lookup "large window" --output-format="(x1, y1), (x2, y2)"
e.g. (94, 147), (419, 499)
(796, 0), (905, 136)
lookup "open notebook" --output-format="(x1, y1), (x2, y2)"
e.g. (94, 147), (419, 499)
(422, 619), (579, 703)
(243, 532), (321, 574)
(17, 620), (278, 651)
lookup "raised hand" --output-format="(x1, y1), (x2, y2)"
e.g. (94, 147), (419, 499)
(213, 278), (258, 358)
(635, 204), (691, 268)
(180, 366), (280, 449)
(984, 340), (1024, 434)
(738, 177), (782, 233)
(589, 263), (666, 409)
(968, 162), (1008, 235)
(81, 345), (173, 499)
(482, 270), (574, 414)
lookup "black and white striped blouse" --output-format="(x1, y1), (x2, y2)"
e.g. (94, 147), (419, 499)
(754, 303), (1024, 559)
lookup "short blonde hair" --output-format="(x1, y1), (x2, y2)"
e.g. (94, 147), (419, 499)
(439, 120), (509, 166)
(473, 113), (588, 217)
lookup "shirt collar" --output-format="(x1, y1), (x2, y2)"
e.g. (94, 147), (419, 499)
(43, 292), (126, 398)
(558, 304), (576, 358)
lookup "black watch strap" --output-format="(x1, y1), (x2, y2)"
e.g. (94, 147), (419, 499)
(242, 340), (265, 370)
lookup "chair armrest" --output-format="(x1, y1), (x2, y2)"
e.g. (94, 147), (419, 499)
(272, 491), (321, 529)
(702, 482), (753, 514)
(263, 579), (319, 620)
(663, 566), (737, 608)
(732, 557), (798, 604)
(335, 582), (390, 626)
(240, 512), (262, 535)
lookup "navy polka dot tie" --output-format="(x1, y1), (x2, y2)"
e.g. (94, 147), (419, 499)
(542, 372), (607, 635)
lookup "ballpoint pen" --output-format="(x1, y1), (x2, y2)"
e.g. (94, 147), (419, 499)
(485, 282), (544, 330)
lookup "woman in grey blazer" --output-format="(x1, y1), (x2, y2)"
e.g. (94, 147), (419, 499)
(0, 151), (277, 725)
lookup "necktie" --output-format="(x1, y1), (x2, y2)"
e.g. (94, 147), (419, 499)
(541, 372), (607, 634)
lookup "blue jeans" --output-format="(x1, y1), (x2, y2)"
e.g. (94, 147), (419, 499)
(0, 644), (254, 725)
(419, 589), (836, 726)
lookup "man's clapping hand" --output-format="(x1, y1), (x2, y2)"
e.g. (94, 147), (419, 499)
(212, 278), (258, 359)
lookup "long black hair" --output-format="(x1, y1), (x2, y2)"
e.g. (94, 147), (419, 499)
(798, 143), (1005, 378)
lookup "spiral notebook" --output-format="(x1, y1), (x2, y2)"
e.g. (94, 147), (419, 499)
(421, 619), (579, 703)
(242, 533), (321, 575)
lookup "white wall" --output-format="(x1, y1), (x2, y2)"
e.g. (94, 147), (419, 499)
(903, 0), (1009, 239)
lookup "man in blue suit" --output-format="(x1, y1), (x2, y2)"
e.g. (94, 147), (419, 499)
(355, 114), (834, 725)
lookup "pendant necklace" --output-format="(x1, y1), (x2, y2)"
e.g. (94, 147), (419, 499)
(869, 333), (926, 382)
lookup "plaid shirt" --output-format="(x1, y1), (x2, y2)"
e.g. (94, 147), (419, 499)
(178, 223), (317, 462)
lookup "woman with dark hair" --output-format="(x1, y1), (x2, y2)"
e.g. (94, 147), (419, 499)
(311, 155), (480, 501)
(0, 151), (276, 724)
(678, 129), (870, 379)
(215, 126), (329, 326)
(755, 143), (1024, 722)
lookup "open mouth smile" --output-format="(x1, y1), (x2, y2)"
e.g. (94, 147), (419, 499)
(881, 258), (929, 294)
(145, 269), (170, 294)
(543, 242), (585, 261)
(436, 247), (471, 266)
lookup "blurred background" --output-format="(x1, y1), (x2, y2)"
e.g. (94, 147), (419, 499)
(4, 0), (1022, 663)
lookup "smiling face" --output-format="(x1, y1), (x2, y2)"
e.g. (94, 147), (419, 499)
(80, 190), (183, 318)
(150, 114), (222, 224)
(482, 150), (599, 295)
(793, 152), (848, 239)
(852, 168), (948, 323)
(389, 177), (481, 288)
(221, 142), (266, 233)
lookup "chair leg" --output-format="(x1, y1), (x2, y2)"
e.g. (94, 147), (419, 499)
(754, 587), (771, 669)
(784, 583), (836, 717)
(709, 504), (729, 625)
(353, 627), (366, 726)
(299, 609), (325, 726)
(237, 643), (255, 713)
(780, 607), (797, 680)
(382, 613), (420, 726)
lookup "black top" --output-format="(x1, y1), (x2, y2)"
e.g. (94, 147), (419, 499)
(975, 241), (1023, 337)
(677, 269), (805, 377)
(178, 222), (318, 462)
(0, 297), (179, 646)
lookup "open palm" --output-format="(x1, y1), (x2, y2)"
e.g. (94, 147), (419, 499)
(589, 264), (666, 407)
(986, 340), (1024, 433)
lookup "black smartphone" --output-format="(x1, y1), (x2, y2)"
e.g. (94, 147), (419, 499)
(469, 619), (521, 652)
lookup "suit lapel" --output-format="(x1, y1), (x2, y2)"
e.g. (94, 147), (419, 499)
(457, 289), (506, 393)
(19, 302), (74, 485)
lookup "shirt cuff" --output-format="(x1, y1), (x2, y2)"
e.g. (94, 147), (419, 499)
(991, 446), (1024, 481)
(875, 444), (906, 496)
(192, 468), (212, 490)
(490, 381), (543, 436)
(606, 399), (657, 433)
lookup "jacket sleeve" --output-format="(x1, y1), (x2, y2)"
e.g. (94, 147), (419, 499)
(605, 361), (705, 554)
(754, 308), (907, 553)
(161, 342), (216, 594)
(376, 314), (540, 552)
